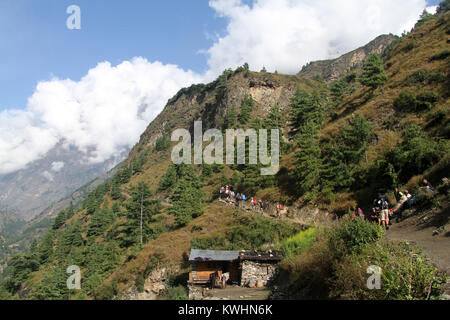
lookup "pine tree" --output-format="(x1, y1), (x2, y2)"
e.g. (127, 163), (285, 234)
(239, 95), (255, 124)
(169, 166), (204, 228)
(338, 115), (374, 165)
(359, 53), (387, 90)
(223, 105), (238, 130)
(291, 122), (322, 199)
(416, 9), (434, 27)
(38, 230), (55, 263)
(158, 164), (178, 191)
(61, 221), (84, 253)
(289, 88), (324, 136)
(110, 178), (122, 200)
(52, 210), (66, 230)
(87, 207), (113, 239)
(119, 182), (159, 247)
(437, 0), (450, 14)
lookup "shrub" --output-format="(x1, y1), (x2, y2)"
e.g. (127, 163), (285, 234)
(155, 135), (171, 152)
(405, 69), (428, 84)
(277, 223), (445, 300)
(394, 91), (416, 111)
(328, 217), (384, 256)
(427, 71), (446, 83)
(94, 282), (118, 300)
(331, 241), (446, 300)
(403, 41), (418, 52)
(282, 228), (317, 258)
(430, 49), (450, 61)
(162, 285), (188, 300)
(394, 91), (439, 112)
(135, 274), (145, 293)
(415, 91), (439, 111)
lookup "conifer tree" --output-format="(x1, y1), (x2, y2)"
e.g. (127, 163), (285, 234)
(289, 88), (324, 136)
(169, 166), (204, 228)
(359, 53), (387, 90)
(119, 182), (158, 246)
(292, 122), (322, 199)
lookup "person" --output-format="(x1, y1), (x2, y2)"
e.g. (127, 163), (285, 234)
(258, 200), (264, 213)
(423, 179), (434, 193)
(379, 197), (390, 229)
(235, 193), (241, 207)
(369, 208), (379, 223)
(393, 187), (408, 222)
(354, 207), (364, 218)
(252, 198), (258, 209)
(277, 203), (283, 217)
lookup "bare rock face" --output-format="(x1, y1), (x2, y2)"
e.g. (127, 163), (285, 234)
(298, 34), (398, 82)
(122, 266), (179, 300)
(288, 206), (334, 226)
(145, 267), (170, 295)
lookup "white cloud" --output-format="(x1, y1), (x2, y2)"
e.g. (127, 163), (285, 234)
(0, 58), (202, 175)
(205, 0), (428, 75)
(426, 5), (438, 14)
(41, 171), (54, 182)
(51, 161), (65, 172)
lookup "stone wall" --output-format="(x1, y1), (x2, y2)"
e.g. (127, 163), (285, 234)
(240, 261), (278, 287)
(188, 285), (204, 300)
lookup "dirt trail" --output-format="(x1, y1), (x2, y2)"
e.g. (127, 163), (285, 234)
(386, 205), (450, 274)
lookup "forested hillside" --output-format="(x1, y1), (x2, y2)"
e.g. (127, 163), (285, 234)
(0, 8), (448, 300)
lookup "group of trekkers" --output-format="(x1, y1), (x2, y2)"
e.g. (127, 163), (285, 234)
(354, 179), (436, 229)
(219, 186), (286, 217)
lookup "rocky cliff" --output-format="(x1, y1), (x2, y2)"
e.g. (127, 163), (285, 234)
(298, 34), (398, 82)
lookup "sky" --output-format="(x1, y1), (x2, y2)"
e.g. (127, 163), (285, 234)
(0, 0), (443, 175)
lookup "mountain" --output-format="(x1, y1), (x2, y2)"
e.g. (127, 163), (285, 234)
(0, 162), (120, 272)
(298, 34), (398, 82)
(0, 143), (126, 222)
(0, 10), (448, 300)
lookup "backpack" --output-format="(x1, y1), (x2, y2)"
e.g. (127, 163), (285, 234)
(242, 194), (246, 201)
(355, 208), (364, 217)
(278, 204), (283, 210)
(382, 200), (389, 210)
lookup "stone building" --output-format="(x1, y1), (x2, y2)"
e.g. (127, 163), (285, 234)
(188, 249), (283, 288)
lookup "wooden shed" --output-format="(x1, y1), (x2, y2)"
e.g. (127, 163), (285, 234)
(188, 250), (241, 285)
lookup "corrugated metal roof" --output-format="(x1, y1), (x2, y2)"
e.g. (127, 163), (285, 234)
(189, 249), (240, 262)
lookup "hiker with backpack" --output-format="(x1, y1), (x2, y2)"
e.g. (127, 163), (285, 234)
(258, 200), (264, 213)
(378, 196), (390, 229)
(354, 207), (364, 218)
(251, 198), (258, 210)
(277, 203), (283, 217)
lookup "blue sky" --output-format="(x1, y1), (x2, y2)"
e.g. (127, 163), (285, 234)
(0, 0), (226, 111)
(0, 0), (440, 112)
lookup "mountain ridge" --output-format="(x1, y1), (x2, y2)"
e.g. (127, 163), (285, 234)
(298, 34), (399, 82)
